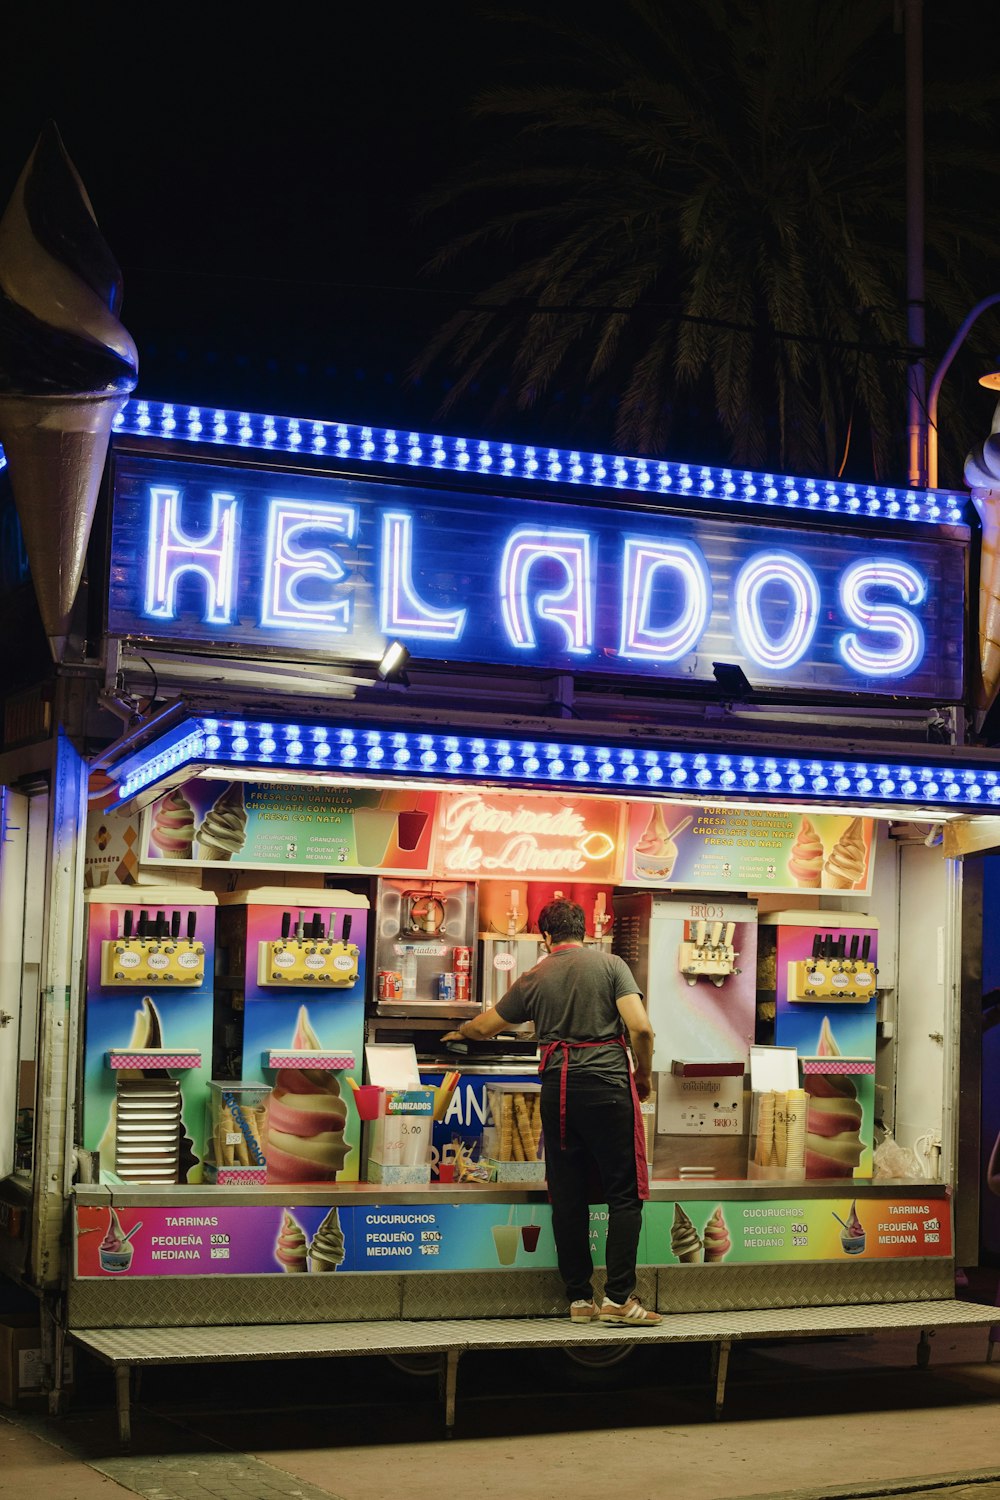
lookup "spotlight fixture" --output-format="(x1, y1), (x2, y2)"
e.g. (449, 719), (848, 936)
(712, 661), (753, 701)
(377, 641), (411, 685)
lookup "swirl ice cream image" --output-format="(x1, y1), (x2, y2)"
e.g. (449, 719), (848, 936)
(823, 818), (866, 890)
(788, 816), (824, 888)
(703, 1206), (731, 1263)
(965, 401), (1000, 713)
(840, 1199), (866, 1255)
(309, 1208), (346, 1272)
(275, 1211), (308, 1272)
(804, 1075), (864, 1178)
(266, 1006), (350, 1183)
(816, 1016), (841, 1057)
(97, 996), (197, 1181)
(196, 782), (247, 862)
(0, 124), (138, 658)
(99, 1207), (135, 1273)
(671, 1203), (704, 1263)
(151, 786), (195, 858)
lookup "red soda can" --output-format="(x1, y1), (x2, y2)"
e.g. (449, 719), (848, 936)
(387, 970), (403, 999)
(455, 971), (470, 1001)
(376, 969), (389, 999)
(453, 946), (471, 972)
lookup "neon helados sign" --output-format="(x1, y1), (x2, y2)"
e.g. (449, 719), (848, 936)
(107, 453), (965, 700)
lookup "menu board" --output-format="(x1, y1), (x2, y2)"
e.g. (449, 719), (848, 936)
(623, 802), (874, 895)
(75, 1193), (949, 1277)
(140, 778), (437, 874)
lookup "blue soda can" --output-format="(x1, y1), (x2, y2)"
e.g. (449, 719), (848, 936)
(438, 972), (456, 1001)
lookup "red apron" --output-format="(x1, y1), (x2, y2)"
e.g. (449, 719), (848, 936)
(538, 1034), (650, 1201)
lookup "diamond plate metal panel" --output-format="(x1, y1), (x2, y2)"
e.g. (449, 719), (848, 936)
(399, 1267), (659, 1319)
(70, 1299), (1000, 1370)
(656, 1258), (954, 1313)
(67, 1273), (403, 1329)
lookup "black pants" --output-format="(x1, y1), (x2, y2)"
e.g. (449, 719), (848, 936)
(540, 1071), (642, 1305)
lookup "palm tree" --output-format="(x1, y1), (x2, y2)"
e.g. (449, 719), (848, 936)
(413, 0), (1000, 481)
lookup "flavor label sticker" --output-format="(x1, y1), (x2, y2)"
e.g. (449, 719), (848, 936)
(624, 803), (875, 895)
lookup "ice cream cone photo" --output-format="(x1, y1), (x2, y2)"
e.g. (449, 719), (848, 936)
(787, 815), (824, 888)
(822, 818), (867, 891)
(275, 1210), (308, 1272)
(703, 1206), (731, 1263)
(670, 1203), (704, 1264)
(0, 124), (137, 660)
(195, 782), (248, 863)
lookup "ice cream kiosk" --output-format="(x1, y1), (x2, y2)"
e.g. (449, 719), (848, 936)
(1, 127), (999, 1432)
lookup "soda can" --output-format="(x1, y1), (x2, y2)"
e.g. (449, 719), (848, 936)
(453, 946), (472, 972)
(455, 971), (470, 1001)
(379, 969), (403, 1000)
(376, 969), (389, 1000)
(438, 972), (456, 1001)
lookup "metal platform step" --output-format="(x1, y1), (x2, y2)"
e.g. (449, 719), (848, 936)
(71, 1298), (1000, 1449)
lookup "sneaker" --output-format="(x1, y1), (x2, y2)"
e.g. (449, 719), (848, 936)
(569, 1298), (599, 1322)
(599, 1295), (662, 1326)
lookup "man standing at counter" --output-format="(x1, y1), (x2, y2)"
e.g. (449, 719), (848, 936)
(445, 899), (660, 1326)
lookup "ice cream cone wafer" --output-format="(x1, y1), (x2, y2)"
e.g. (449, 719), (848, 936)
(825, 875), (854, 890)
(197, 841), (234, 862)
(754, 1092), (775, 1166)
(678, 1248), (704, 1264)
(0, 392), (128, 654)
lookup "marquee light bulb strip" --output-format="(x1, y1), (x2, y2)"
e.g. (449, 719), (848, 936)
(111, 714), (1000, 812)
(107, 398), (967, 529)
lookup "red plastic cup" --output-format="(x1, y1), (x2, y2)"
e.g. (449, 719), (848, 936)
(353, 1085), (384, 1121)
(437, 1162), (456, 1183)
(520, 1224), (541, 1252)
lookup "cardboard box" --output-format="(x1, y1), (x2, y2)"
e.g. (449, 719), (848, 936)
(0, 1315), (74, 1409)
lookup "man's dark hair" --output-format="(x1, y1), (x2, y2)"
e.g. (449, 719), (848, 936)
(538, 898), (586, 944)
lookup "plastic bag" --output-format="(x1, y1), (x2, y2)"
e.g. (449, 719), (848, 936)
(872, 1128), (925, 1181)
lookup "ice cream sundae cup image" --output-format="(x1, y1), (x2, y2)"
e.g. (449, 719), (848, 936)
(266, 1007), (350, 1183)
(275, 1210), (308, 1272)
(151, 786), (196, 858)
(836, 1200), (866, 1256)
(632, 807), (693, 881)
(309, 1208), (346, 1272)
(0, 125), (138, 660)
(195, 782), (247, 862)
(823, 817), (867, 890)
(671, 1203), (704, 1263)
(703, 1206), (731, 1263)
(804, 1074), (864, 1178)
(99, 1207), (141, 1273)
(788, 815), (824, 888)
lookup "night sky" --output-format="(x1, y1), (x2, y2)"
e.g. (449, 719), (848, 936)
(3, 3), (1000, 477)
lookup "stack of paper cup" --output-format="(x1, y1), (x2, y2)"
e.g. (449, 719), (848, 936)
(785, 1089), (808, 1170)
(753, 1092), (775, 1167)
(773, 1092), (788, 1167)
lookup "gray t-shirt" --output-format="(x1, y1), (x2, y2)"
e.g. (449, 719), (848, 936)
(495, 945), (641, 1082)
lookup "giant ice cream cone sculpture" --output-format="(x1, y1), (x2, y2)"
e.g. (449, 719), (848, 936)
(965, 401), (1000, 715)
(0, 124), (137, 659)
(266, 1006), (350, 1183)
(823, 818), (866, 890)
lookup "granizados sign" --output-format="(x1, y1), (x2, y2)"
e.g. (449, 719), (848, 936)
(107, 454), (965, 699)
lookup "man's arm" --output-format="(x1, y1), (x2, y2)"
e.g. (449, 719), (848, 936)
(441, 1007), (514, 1043)
(616, 992), (654, 1101)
